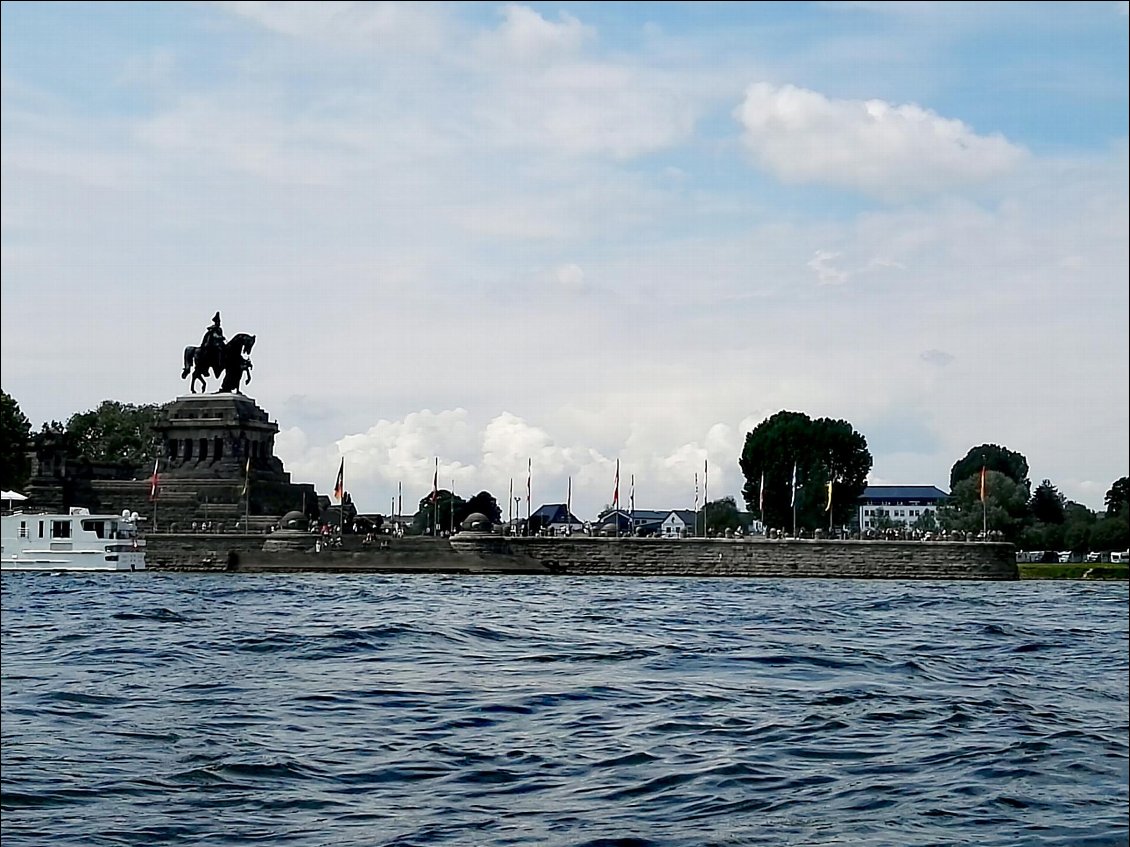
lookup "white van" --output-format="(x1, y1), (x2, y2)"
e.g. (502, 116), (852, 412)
(1111, 550), (1129, 564)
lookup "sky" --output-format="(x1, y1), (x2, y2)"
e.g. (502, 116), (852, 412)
(2, 1), (1127, 520)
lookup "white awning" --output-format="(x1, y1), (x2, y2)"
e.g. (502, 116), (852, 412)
(2, 490), (28, 501)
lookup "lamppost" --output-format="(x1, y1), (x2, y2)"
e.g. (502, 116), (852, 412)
(514, 497), (522, 536)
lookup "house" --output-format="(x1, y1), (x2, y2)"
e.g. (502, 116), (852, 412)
(530, 503), (585, 535)
(856, 485), (948, 531)
(659, 509), (698, 537)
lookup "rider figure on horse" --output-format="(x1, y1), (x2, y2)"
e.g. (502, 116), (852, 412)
(201, 312), (226, 364)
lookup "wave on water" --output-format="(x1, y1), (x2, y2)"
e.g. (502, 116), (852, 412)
(2, 574), (1127, 847)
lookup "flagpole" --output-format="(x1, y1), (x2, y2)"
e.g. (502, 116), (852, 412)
(245, 458), (251, 533)
(567, 476), (572, 535)
(981, 464), (988, 537)
(432, 457), (438, 537)
(450, 478), (455, 535)
(151, 456), (159, 533)
(508, 478), (513, 533)
(791, 461), (798, 537)
(703, 459), (709, 538)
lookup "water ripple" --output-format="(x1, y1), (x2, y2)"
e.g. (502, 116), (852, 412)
(2, 574), (1126, 847)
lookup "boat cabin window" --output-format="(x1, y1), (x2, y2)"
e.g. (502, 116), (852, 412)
(39, 520), (45, 538)
(51, 520), (72, 539)
(117, 524), (135, 539)
(82, 519), (108, 538)
(18, 520), (28, 538)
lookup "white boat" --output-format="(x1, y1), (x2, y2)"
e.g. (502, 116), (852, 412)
(2, 507), (147, 571)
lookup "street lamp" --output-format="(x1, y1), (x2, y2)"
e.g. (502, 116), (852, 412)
(514, 496), (522, 536)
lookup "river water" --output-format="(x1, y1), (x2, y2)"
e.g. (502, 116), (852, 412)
(1, 573), (1127, 847)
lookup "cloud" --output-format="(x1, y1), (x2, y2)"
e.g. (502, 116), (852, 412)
(220, 1), (447, 53)
(919, 349), (954, 367)
(483, 4), (593, 64)
(735, 82), (1027, 199)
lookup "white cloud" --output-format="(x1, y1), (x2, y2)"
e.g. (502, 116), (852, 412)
(220, 1), (447, 53)
(483, 4), (593, 64)
(735, 82), (1027, 199)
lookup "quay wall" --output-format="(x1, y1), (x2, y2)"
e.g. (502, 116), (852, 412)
(145, 533), (1018, 580)
(491, 536), (1018, 580)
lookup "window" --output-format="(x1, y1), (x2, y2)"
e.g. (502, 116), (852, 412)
(18, 521), (28, 538)
(82, 520), (107, 538)
(51, 520), (72, 539)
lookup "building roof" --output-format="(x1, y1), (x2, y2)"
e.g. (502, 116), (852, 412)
(531, 503), (583, 524)
(860, 485), (948, 502)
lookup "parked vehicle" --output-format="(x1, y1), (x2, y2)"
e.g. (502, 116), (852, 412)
(1111, 550), (1129, 564)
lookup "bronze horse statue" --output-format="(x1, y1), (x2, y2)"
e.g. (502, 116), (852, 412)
(182, 333), (256, 394)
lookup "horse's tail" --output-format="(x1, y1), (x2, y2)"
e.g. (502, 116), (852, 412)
(182, 346), (196, 379)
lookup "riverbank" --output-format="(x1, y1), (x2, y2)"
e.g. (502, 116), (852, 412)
(143, 532), (1019, 580)
(1019, 563), (1129, 580)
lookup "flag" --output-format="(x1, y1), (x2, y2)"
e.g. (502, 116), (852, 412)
(432, 457), (439, 535)
(333, 458), (344, 502)
(241, 457), (251, 498)
(790, 462), (797, 507)
(825, 480), (833, 512)
(758, 471), (765, 515)
(613, 459), (620, 510)
(694, 472), (699, 512)
(629, 474), (635, 516)
(149, 458), (160, 501)
(980, 466), (987, 502)
(567, 476), (572, 520)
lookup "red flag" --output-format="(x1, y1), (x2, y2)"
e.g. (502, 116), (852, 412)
(333, 458), (344, 502)
(979, 466), (987, 503)
(149, 458), (160, 502)
(613, 459), (620, 510)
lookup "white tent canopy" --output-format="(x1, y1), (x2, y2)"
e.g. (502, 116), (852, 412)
(3, 490), (28, 502)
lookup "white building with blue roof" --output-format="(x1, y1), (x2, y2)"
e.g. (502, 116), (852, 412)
(857, 485), (948, 531)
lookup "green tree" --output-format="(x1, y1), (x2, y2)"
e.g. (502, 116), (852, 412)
(0, 390), (32, 490)
(1091, 511), (1130, 552)
(1105, 477), (1130, 516)
(1029, 479), (1066, 524)
(739, 410), (871, 532)
(456, 490), (502, 526)
(912, 509), (939, 533)
(412, 489), (465, 535)
(700, 496), (742, 535)
(938, 470), (1029, 540)
(66, 401), (161, 468)
(949, 444), (1030, 494)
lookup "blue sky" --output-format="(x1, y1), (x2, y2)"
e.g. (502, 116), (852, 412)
(2, 1), (1127, 518)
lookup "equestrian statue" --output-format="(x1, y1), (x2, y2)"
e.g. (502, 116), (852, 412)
(181, 312), (256, 394)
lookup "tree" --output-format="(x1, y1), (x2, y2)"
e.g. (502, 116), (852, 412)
(1091, 511), (1130, 552)
(1029, 479), (1066, 525)
(739, 410), (872, 533)
(938, 470), (1029, 540)
(1105, 477), (1130, 517)
(701, 496), (742, 535)
(456, 490), (502, 526)
(65, 401), (161, 468)
(949, 444), (1029, 494)
(412, 489), (465, 535)
(912, 510), (939, 533)
(0, 390), (32, 490)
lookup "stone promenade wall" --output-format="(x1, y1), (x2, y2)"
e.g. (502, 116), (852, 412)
(145, 533), (1017, 579)
(492, 536), (1018, 580)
